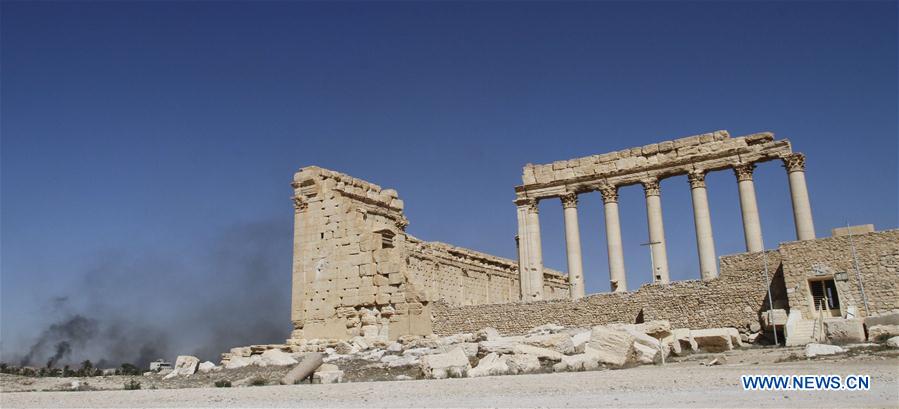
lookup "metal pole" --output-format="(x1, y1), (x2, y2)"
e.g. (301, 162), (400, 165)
(641, 241), (661, 283)
(762, 252), (779, 345)
(846, 222), (870, 316)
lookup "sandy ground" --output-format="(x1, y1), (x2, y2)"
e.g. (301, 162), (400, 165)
(2, 352), (897, 408)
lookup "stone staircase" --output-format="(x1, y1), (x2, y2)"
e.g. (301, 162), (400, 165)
(785, 318), (817, 346)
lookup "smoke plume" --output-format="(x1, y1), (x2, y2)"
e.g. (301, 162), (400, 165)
(9, 220), (292, 369)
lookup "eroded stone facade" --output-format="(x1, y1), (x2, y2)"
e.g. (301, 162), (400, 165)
(289, 167), (568, 342)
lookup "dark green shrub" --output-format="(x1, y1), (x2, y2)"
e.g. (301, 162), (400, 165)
(214, 379), (232, 388)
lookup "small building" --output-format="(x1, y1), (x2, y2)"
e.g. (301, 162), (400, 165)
(148, 359), (172, 372)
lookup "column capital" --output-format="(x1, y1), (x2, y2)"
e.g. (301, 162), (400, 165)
(292, 195), (308, 212)
(517, 198), (539, 214)
(642, 179), (661, 197)
(687, 171), (706, 189)
(783, 153), (806, 173)
(561, 192), (578, 209)
(598, 184), (619, 203)
(733, 163), (756, 182)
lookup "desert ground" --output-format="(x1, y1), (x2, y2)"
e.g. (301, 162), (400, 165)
(2, 346), (896, 408)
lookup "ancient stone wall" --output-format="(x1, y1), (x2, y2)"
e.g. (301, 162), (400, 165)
(779, 229), (899, 319)
(404, 239), (569, 306)
(432, 231), (898, 335)
(289, 167), (569, 342)
(433, 251), (781, 335)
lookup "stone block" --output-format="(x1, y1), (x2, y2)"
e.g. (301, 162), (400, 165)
(505, 353), (541, 374)
(691, 328), (733, 352)
(521, 332), (575, 354)
(513, 344), (563, 361)
(468, 353), (510, 377)
(163, 355), (199, 379)
(804, 343), (844, 358)
(587, 326), (635, 367)
(865, 312), (899, 327)
(824, 319), (865, 344)
(869, 324), (899, 340)
(388, 272), (404, 285)
(420, 347), (471, 379)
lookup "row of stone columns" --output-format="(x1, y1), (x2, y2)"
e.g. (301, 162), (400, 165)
(517, 153), (815, 301)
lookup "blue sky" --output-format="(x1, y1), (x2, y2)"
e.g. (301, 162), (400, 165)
(2, 1), (896, 364)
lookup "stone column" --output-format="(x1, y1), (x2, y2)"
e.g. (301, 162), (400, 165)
(599, 184), (627, 292)
(515, 201), (533, 300)
(734, 164), (764, 252)
(642, 179), (670, 284)
(516, 198), (544, 301)
(561, 193), (585, 299)
(688, 171), (718, 280)
(784, 153), (816, 241)
(526, 199), (545, 300)
(290, 194), (309, 330)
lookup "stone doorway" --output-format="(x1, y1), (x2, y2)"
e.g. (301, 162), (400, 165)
(808, 278), (841, 317)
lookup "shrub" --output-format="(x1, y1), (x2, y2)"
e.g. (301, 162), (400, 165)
(123, 379), (141, 390)
(214, 379), (232, 388)
(249, 377), (267, 386)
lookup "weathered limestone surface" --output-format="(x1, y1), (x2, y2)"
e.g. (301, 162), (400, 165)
(433, 231), (898, 336)
(289, 167), (569, 342)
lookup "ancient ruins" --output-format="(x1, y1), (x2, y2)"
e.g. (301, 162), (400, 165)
(286, 130), (899, 347)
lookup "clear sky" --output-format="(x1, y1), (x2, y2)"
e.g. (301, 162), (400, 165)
(2, 1), (897, 365)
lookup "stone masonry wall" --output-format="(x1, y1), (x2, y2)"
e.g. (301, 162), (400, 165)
(289, 166), (570, 342)
(432, 230), (898, 335)
(779, 229), (899, 319)
(433, 251), (782, 335)
(405, 239), (569, 307)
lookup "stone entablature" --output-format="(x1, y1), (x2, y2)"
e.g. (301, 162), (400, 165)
(517, 130), (788, 195)
(289, 166), (569, 342)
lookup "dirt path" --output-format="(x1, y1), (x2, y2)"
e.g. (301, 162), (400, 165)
(2, 356), (896, 408)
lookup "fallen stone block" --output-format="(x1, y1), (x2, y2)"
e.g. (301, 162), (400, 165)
(522, 333), (575, 354)
(691, 329), (734, 353)
(886, 336), (899, 348)
(527, 323), (565, 336)
(468, 353), (510, 377)
(420, 347), (471, 379)
(475, 327), (501, 342)
(552, 346), (601, 372)
(259, 349), (299, 367)
(824, 319), (866, 344)
(868, 324), (899, 340)
(163, 355), (199, 379)
(458, 342), (479, 358)
(804, 343), (845, 358)
(512, 344), (563, 361)
(570, 330), (591, 352)
(671, 328), (698, 352)
(506, 353), (542, 374)
(197, 361), (218, 373)
(864, 311), (899, 327)
(381, 354), (420, 368)
(635, 320), (671, 338)
(479, 337), (524, 354)
(439, 333), (475, 346)
(587, 326), (635, 367)
(313, 363), (343, 384)
(632, 342), (660, 365)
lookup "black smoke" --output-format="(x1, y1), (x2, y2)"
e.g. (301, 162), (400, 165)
(12, 220), (292, 369)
